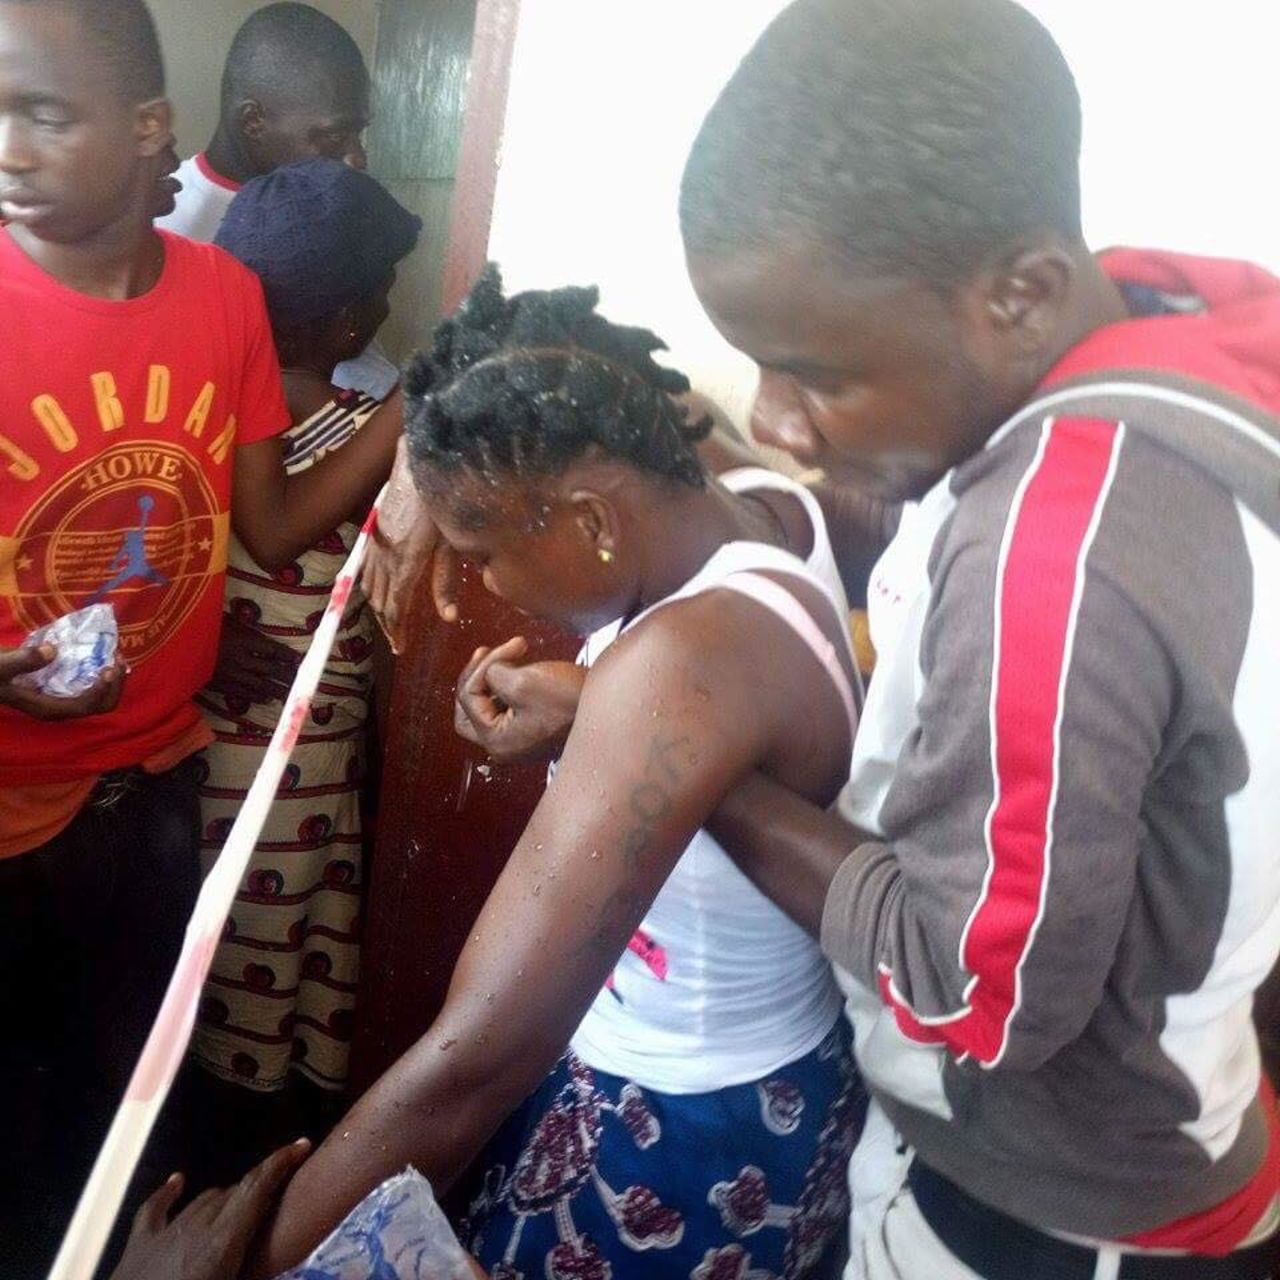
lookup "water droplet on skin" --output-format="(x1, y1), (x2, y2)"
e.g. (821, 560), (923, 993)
(485, 992), (495, 1003)
(342, 1130), (351, 1140)
(590, 850), (601, 861)
(532, 883), (542, 896)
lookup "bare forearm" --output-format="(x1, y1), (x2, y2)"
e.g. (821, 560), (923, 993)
(255, 1019), (535, 1275)
(707, 771), (865, 937)
(237, 395), (403, 572)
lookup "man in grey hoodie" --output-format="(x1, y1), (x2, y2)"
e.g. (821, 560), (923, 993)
(679, 0), (1280, 1276)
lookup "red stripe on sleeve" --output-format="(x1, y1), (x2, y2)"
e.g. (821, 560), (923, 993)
(880, 417), (1122, 1066)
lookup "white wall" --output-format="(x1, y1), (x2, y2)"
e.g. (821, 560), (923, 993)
(487, 2), (777, 432)
(486, 1), (1279, 436)
(1024, 0), (1280, 270)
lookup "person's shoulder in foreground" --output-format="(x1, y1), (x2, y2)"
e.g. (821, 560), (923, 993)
(678, 0), (1280, 1263)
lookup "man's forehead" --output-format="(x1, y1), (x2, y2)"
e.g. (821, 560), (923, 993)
(690, 246), (916, 361)
(0, 5), (93, 98)
(269, 65), (369, 119)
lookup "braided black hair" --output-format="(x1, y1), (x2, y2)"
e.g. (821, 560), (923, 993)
(405, 265), (712, 497)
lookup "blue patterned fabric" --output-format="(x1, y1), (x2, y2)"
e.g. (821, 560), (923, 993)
(464, 1022), (865, 1279)
(275, 1169), (475, 1280)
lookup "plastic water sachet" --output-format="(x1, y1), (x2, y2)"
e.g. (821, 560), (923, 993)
(274, 1168), (476, 1280)
(14, 604), (119, 698)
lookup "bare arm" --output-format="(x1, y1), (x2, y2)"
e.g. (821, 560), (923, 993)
(359, 436), (460, 647)
(231, 390), (404, 574)
(255, 601), (782, 1273)
(110, 1142), (311, 1280)
(707, 772), (869, 938)
(453, 638), (587, 764)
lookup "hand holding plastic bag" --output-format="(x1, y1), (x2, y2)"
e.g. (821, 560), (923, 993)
(14, 603), (119, 697)
(0, 604), (126, 721)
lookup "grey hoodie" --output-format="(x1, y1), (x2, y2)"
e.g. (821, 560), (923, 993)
(822, 251), (1280, 1246)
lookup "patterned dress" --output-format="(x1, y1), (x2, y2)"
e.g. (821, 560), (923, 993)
(465, 1028), (864, 1280)
(192, 389), (380, 1092)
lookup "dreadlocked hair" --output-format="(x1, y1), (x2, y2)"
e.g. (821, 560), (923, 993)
(404, 265), (712, 493)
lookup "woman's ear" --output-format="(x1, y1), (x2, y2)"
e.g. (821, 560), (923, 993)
(569, 489), (620, 564)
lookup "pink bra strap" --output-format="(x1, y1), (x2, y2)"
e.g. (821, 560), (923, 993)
(718, 570), (860, 734)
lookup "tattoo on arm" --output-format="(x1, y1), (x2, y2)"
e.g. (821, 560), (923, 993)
(581, 731), (691, 957)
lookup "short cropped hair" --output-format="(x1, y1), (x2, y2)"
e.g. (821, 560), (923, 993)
(221, 2), (366, 112)
(680, 0), (1083, 288)
(5, 0), (165, 102)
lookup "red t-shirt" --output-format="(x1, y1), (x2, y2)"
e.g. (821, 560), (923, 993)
(0, 229), (289, 786)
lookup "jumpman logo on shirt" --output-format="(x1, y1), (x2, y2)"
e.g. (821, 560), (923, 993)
(90, 494), (170, 602)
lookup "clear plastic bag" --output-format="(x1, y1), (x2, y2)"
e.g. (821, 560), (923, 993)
(275, 1168), (477, 1280)
(13, 603), (118, 697)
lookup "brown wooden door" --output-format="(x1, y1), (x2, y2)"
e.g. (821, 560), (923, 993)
(349, 0), (575, 1095)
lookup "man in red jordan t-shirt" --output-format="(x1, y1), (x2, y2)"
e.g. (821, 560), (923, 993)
(0, 0), (406, 1268)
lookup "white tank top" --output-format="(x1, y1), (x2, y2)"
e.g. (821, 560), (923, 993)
(568, 468), (861, 1093)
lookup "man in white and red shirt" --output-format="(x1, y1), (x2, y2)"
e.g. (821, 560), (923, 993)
(157, 2), (397, 399)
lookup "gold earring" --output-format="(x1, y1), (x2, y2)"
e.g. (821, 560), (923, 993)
(598, 547), (615, 565)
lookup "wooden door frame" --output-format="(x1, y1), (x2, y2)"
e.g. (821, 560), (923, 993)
(350, 0), (552, 1096)
(442, 0), (522, 313)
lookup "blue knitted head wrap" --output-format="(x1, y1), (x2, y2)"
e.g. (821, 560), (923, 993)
(216, 158), (422, 329)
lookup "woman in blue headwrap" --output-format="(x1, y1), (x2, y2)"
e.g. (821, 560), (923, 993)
(194, 159), (420, 1108)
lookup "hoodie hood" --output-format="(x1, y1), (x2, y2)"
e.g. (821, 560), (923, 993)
(1044, 248), (1280, 414)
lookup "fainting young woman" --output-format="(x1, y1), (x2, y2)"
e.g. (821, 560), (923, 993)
(256, 266), (867, 1280)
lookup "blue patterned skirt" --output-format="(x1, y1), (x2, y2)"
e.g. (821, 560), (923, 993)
(463, 1022), (865, 1280)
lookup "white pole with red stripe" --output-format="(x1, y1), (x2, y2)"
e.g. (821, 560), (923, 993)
(47, 500), (385, 1280)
